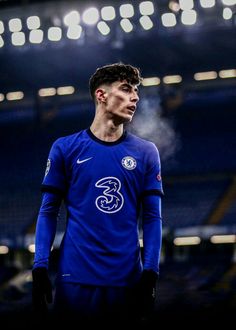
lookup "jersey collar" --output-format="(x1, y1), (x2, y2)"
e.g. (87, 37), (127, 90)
(86, 128), (127, 146)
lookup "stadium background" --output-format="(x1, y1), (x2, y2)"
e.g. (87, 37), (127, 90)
(0, 0), (236, 326)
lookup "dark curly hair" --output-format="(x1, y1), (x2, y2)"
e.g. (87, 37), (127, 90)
(89, 62), (142, 101)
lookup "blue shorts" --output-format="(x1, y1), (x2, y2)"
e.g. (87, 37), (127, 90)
(53, 282), (140, 323)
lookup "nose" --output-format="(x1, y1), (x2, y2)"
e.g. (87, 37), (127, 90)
(131, 91), (139, 103)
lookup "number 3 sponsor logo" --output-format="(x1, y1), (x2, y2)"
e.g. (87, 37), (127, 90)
(95, 176), (124, 213)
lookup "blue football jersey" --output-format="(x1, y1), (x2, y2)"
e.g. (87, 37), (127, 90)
(41, 129), (163, 286)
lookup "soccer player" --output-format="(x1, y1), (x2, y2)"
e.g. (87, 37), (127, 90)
(32, 63), (164, 325)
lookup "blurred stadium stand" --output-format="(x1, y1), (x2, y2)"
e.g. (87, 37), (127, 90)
(0, 0), (236, 326)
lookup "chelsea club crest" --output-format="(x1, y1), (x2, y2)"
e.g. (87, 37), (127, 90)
(121, 156), (137, 170)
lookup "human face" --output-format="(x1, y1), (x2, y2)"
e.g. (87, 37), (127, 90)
(104, 80), (139, 124)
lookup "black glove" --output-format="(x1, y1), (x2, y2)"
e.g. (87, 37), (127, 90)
(138, 269), (158, 316)
(32, 267), (53, 313)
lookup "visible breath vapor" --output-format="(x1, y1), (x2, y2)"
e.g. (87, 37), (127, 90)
(129, 98), (181, 164)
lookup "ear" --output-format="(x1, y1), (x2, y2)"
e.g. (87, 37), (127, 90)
(95, 88), (107, 103)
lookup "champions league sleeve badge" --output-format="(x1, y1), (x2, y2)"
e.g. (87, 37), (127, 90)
(45, 159), (51, 176)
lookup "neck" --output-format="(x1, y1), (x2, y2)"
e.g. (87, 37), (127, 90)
(90, 120), (124, 142)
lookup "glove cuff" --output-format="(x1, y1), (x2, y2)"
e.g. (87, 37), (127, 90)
(32, 267), (48, 281)
(142, 269), (158, 288)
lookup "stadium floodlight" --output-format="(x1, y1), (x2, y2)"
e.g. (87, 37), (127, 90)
(181, 9), (197, 25)
(179, 0), (194, 11)
(9, 18), (22, 32)
(11, 32), (25, 46)
(169, 1), (180, 12)
(210, 234), (236, 244)
(161, 13), (177, 27)
(0, 246), (9, 254)
(97, 21), (110, 35)
(219, 69), (236, 78)
(119, 4), (134, 18)
(139, 16), (153, 30)
(27, 16), (41, 30)
(139, 1), (154, 16)
(101, 6), (116, 21)
(142, 77), (160, 86)
(38, 88), (56, 97)
(82, 7), (99, 25)
(223, 7), (233, 19)
(64, 11), (80, 26)
(66, 25), (82, 39)
(194, 71), (217, 80)
(200, 0), (215, 8)
(57, 86), (75, 95)
(163, 75), (182, 84)
(29, 29), (43, 44)
(48, 27), (62, 41)
(120, 18), (133, 32)
(0, 21), (4, 34)
(28, 244), (35, 253)
(6, 91), (24, 101)
(0, 93), (4, 102)
(0, 36), (4, 48)
(174, 236), (201, 246)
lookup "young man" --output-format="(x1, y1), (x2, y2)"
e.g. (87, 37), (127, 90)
(32, 63), (164, 324)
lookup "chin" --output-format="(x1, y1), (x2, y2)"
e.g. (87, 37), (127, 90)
(116, 114), (133, 124)
(124, 114), (134, 122)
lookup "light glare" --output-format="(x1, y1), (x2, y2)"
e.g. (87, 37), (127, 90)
(139, 1), (154, 16)
(119, 4), (134, 18)
(11, 32), (25, 46)
(97, 21), (110, 35)
(29, 29), (43, 43)
(9, 18), (22, 32)
(223, 8), (233, 19)
(179, 0), (194, 10)
(82, 8), (99, 25)
(200, 0), (215, 8)
(101, 6), (116, 21)
(161, 13), (177, 27)
(120, 19), (133, 32)
(222, 0), (236, 5)
(0, 21), (4, 34)
(181, 10), (197, 25)
(27, 16), (41, 30)
(0, 36), (4, 48)
(48, 27), (62, 41)
(64, 11), (80, 26)
(139, 16), (153, 30)
(67, 25), (82, 39)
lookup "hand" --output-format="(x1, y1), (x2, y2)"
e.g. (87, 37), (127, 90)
(32, 267), (53, 313)
(138, 270), (158, 316)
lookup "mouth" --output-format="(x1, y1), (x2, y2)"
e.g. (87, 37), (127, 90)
(127, 105), (136, 113)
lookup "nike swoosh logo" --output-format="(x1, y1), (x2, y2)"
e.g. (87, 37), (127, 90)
(77, 157), (93, 164)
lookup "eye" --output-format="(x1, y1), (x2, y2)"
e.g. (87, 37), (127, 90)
(122, 86), (130, 92)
